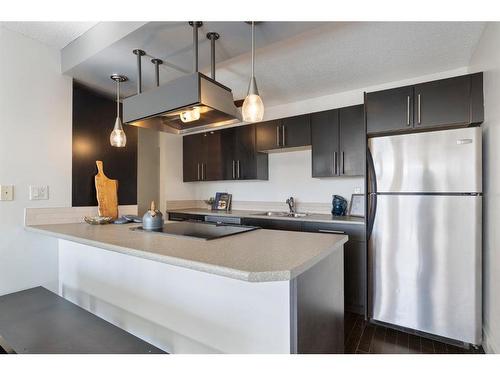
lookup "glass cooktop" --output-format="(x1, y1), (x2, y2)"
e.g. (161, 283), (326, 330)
(130, 221), (258, 240)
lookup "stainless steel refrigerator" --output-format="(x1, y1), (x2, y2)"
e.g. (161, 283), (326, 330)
(367, 127), (482, 345)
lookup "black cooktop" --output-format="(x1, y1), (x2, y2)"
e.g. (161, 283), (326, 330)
(130, 221), (258, 240)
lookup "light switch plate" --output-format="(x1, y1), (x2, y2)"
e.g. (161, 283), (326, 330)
(29, 185), (49, 200)
(0, 185), (14, 201)
(354, 187), (361, 194)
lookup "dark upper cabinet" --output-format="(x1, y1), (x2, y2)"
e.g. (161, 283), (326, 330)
(184, 125), (268, 182)
(414, 74), (470, 128)
(256, 115), (310, 151)
(339, 105), (365, 176)
(311, 105), (365, 178)
(365, 86), (414, 135)
(281, 115), (311, 148)
(311, 109), (340, 177)
(183, 132), (222, 182)
(256, 120), (281, 151)
(366, 73), (484, 136)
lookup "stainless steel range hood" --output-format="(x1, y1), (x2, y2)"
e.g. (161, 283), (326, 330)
(122, 22), (241, 135)
(123, 72), (241, 134)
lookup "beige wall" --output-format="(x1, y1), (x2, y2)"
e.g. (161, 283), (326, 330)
(0, 27), (73, 295)
(469, 22), (500, 354)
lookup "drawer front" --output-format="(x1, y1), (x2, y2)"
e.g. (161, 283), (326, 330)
(241, 218), (303, 232)
(205, 215), (242, 225)
(302, 222), (365, 240)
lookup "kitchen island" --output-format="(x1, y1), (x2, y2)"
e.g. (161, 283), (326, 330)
(26, 222), (347, 354)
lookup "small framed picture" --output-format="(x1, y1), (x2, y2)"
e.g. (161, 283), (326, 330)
(348, 194), (364, 217)
(212, 192), (232, 211)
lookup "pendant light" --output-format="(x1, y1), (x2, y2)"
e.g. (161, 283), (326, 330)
(242, 21), (264, 123)
(110, 74), (128, 147)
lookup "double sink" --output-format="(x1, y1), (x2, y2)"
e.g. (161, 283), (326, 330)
(252, 211), (309, 218)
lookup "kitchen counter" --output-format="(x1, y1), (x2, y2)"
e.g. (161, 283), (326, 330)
(167, 208), (365, 225)
(26, 221), (347, 282)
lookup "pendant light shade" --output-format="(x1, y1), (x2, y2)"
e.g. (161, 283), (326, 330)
(242, 22), (264, 123)
(110, 74), (128, 148)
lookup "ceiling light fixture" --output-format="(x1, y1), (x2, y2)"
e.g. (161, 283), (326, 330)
(242, 21), (264, 123)
(110, 74), (128, 148)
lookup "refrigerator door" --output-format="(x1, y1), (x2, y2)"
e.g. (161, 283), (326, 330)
(369, 194), (482, 344)
(369, 127), (482, 193)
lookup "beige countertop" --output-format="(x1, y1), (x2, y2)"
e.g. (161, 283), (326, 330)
(26, 222), (347, 283)
(167, 208), (365, 225)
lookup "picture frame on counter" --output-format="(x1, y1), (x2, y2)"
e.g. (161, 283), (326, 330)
(348, 194), (364, 217)
(212, 192), (232, 211)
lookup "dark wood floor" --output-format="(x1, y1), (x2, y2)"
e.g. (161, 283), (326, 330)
(345, 312), (484, 354)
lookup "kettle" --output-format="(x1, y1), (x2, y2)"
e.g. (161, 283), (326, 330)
(331, 195), (348, 216)
(142, 201), (164, 230)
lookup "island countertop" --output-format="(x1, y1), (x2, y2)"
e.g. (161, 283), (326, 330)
(26, 222), (347, 282)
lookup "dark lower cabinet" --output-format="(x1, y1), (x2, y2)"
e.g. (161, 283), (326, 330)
(256, 115), (311, 151)
(311, 105), (365, 177)
(366, 73), (484, 136)
(241, 217), (302, 232)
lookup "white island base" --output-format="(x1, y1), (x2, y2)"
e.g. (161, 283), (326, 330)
(58, 239), (344, 354)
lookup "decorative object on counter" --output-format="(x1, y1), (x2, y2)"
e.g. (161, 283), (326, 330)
(242, 21), (264, 122)
(109, 74), (128, 147)
(84, 216), (114, 225)
(95, 161), (119, 219)
(212, 192), (232, 211)
(204, 197), (215, 208)
(348, 194), (365, 217)
(113, 215), (142, 224)
(142, 201), (164, 231)
(331, 195), (348, 216)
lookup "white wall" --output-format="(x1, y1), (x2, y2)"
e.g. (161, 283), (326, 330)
(159, 67), (468, 211)
(469, 23), (500, 354)
(0, 27), (72, 295)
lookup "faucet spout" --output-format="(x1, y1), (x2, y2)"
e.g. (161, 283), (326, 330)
(286, 197), (296, 214)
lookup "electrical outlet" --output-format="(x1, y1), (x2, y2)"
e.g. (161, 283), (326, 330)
(354, 187), (361, 194)
(0, 185), (14, 201)
(29, 185), (49, 200)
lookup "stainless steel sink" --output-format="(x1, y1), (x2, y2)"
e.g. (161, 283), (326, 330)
(253, 211), (308, 218)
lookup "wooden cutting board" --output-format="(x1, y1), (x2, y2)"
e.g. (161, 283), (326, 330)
(94, 160), (119, 219)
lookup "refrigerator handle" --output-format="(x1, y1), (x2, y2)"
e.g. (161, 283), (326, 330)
(367, 148), (377, 239)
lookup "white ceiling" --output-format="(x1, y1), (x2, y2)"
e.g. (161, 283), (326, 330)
(3, 21), (486, 107)
(0, 21), (98, 49)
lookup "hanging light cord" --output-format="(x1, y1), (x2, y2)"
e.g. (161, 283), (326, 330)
(251, 21), (255, 78)
(116, 80), (120, 117)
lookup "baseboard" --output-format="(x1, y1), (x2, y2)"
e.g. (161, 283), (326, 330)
(483, 324), (499, 353)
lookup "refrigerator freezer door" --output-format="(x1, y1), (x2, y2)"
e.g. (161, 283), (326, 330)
(369, 194), (482, 344)
(369, 127), (482, 193)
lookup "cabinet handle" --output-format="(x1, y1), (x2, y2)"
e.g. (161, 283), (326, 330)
(237, 160), (241, 179)
(276, 126), (280, 147)
(318, 229), (345, 234)
(341, 151), (345, 175)
(417, 93), (421, 124)
(333, 151), (338, 175)
(197, 163), (200, 181)
(282, 125), (286, 147)
(232, 160), (236, 179)
(407, 95), (411, 126)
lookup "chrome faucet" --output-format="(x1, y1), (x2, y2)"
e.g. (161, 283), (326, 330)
(286, 197), (296, 214)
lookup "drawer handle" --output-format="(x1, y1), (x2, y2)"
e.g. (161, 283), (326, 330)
(318, 229), (345, 234)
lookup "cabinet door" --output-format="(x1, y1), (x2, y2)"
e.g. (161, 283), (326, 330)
(339, 105), (365, 177)
(281, 114), (311, 148)
(234, 125), (258, 180)
(220, 127), (237, 180)
(256, 120), (281, 151)
(311, 109), (339, 177)
(366, 86), (413, 135)
(183, 134), (202, 182)
(203, 131), (223, 181)
(414, 75), (471, 129)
